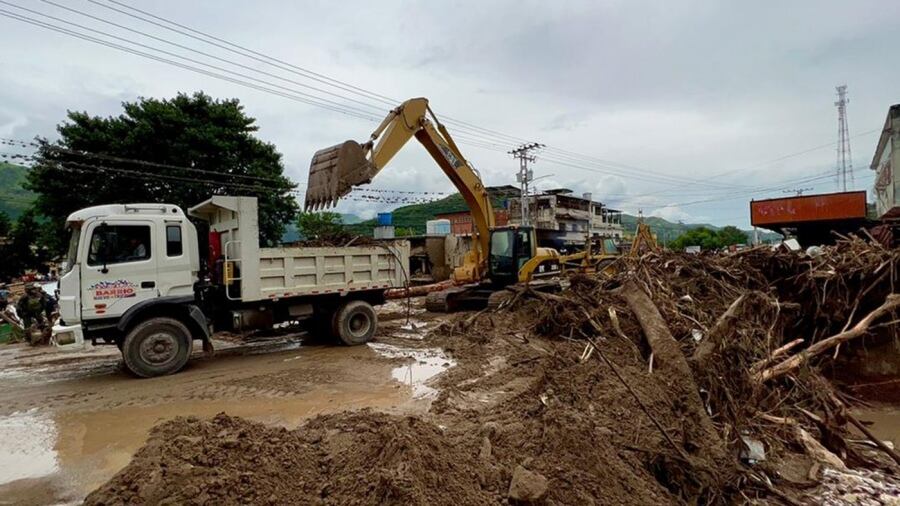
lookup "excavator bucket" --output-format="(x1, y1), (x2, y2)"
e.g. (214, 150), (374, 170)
(304, 140), (378, 210)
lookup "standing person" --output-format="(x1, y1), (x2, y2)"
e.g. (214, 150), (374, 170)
(16, 283), (54, 345)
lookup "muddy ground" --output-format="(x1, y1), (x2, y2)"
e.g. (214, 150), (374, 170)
(2, 294), (899, 505)
(0, 300), (450, 505)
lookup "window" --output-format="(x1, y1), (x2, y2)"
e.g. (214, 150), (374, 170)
(63, 225), (80, 275)
(166, 225), (183, 257)
(490, 230), (513, 258)
(516, 229), (532, 258)
(88, 225), (151, 266)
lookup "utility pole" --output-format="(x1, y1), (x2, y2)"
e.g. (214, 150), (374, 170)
(834, 85), (854, 191)
(509, 142), (543, 225)
(783, 188), (814, 197)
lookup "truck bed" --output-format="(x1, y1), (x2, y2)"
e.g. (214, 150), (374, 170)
(247, 242), (409, 301)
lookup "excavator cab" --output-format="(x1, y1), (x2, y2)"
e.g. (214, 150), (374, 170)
(488, 226), (536, 287)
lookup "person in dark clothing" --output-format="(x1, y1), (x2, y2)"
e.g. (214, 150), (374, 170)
(16, 283), (55, 345)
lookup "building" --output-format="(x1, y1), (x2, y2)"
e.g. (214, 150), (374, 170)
(872, 104), (900, 219)
(434, 209), (510, 235)
(431, 185), (519, 236)
(508, 189), (624, 249)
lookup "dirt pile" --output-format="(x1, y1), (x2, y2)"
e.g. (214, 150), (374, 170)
(84, 411), (497, 506)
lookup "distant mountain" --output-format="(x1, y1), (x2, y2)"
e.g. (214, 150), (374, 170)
(339, 213), (364, 225)
(0, 163), (36, 219)
(343, 193), (504, 236)
(619, 214), (779, 244)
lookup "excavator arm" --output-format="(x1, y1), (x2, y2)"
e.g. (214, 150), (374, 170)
(305, 98), (495, 281)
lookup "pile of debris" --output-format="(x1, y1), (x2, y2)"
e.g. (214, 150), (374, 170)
(504, 235), (900, 502)
(86, 236), (900, 505)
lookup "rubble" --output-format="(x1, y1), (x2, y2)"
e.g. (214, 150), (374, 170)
(507, 466), (549, 503)
(86, 236), (900, 504)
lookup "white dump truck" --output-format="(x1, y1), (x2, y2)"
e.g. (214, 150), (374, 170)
(52, 196), (409, 377)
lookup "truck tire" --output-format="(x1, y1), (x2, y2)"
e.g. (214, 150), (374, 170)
(332, 300), (377, 346)
(122, 317), (192, 378)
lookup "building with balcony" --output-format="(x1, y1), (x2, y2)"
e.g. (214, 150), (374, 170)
(508, 189), (624, 250)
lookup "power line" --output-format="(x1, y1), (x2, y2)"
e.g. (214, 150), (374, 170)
(3, 1), (745, 190)
(0, 8), (381, 123)
(632, 171), (876, 212)
(3, 138), (459, 201)
(91, 0), (398, 107)
(0, 3), (383, 121)
(38, 0), (388, 115)
(2, 137), (297, 187)
(0, 1), (883, 202)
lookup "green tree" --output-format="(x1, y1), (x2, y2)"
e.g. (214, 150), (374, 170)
(296, 211), (345, 240)
(717, 225), (748, 247)
(27, 92), (298, 254)
(0, 209), (42, 279)
(670, 227), (721, 251)
(669, 226), (749, 251)
(0, 211), (10, 237)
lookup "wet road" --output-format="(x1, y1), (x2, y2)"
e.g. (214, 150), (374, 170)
(0, 307), (450, 505)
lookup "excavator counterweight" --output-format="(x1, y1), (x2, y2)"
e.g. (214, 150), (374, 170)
(305, 140), (377, 211)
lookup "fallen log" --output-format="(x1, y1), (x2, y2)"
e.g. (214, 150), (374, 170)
(620, 280), (730, 468)
(385, 280), (454, 299)
(755, 294), (900, 383)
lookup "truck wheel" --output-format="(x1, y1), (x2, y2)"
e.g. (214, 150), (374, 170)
(122, 317), (192, 378)
(332, 300), (377, 346)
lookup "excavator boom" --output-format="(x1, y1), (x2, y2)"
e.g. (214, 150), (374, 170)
(304, 98), (495, 282)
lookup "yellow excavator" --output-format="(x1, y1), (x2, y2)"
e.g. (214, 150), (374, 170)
(305, 97), (658, 310)
(305, 97), (563, 310)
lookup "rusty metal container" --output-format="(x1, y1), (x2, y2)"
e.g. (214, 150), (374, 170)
(750, 191), (867, 227)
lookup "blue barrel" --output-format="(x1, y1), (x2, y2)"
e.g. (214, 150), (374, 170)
(377, 212), (393, 226)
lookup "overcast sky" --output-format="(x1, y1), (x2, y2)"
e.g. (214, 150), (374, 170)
(1, 0), (898, 226)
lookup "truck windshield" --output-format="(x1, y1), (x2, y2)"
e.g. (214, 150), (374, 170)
(63, 224), (80, 275)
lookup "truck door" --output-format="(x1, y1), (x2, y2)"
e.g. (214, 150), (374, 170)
(80, 220), (159, 320)
(156, 221), (195, 298)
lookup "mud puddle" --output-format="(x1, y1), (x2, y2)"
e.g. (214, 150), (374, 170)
(0, 410), (59, 485)
(368, 342), (455, 398)
(852, 404), (900, 449)
(0, 341), (440, 505)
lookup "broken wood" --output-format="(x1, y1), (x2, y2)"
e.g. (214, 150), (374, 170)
(619, 279), (730, 467)
(750, 338), (804, 374)
(584, 336), (691, 464)
(756, 294), (900, 383)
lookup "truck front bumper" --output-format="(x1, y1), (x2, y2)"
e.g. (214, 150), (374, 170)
(52, 323), (85, 350)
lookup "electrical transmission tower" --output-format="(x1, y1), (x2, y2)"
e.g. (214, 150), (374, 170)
(509, 142), (543, 225)
(834, 85), (854, 191)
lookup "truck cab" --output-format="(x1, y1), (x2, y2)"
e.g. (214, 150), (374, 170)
(55, 204), (200, 336)
(53, 204), (207, 374)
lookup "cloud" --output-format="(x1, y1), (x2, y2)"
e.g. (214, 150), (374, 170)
(649, 205), (694, 223)
(0, 0), (895, 229)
